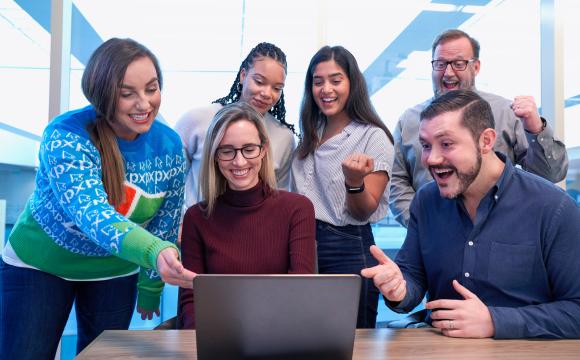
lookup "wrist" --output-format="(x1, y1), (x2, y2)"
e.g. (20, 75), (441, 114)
(345, 181), (365, 194)
(526, 117), (546, 134)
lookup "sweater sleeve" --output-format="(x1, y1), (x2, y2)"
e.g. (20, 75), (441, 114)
(177, 206), (207, 329)
(137, 146), (187, 311)
(39, 127), (175, 271)
(287, 195), (316, 274)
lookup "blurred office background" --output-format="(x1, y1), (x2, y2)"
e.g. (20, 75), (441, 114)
(1, 0), (579, 358)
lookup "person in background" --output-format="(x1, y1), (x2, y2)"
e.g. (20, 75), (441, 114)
(177, 102), (315, 329)
(0, 38), (195, 359)
(389, 29), (568, 227)
(362, 90), (580, 339)
(174, 42), (296, 212)
(292, 45), (394, 328)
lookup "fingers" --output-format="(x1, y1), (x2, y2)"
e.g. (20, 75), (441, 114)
(369, 245), (392, 265)
(452, 279), (476, 300)
(425, 299), (462, 310)
(342, 153), (375, 182)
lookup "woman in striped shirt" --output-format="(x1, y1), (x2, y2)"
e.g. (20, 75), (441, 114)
(292, 45), (395, 328)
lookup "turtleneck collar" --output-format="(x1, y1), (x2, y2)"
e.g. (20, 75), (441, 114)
(221, 180), (270, 208)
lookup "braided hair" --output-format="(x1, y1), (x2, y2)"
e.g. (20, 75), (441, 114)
(213, 42), (295, 134)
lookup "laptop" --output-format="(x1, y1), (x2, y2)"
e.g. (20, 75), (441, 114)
(194, 274), (361, 360)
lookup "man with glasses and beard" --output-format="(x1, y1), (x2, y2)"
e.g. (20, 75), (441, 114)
(389, 29), (568, 227)
(362, 90), (580, 339)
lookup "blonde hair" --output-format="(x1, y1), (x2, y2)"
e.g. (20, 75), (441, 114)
(199, 102), (277, 216)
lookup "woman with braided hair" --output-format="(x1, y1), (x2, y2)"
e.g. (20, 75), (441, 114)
(174, 42), (296, 211)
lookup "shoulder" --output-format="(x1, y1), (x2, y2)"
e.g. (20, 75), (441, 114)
(476, 90), (512, 109)
(174, 103), (222, 134)
(263, 112), (293, 139)
(44, 105), (96, 140)
(512, 167), (570, 203)
(270, 190), (314, 210)
(150, 120), (183, 147)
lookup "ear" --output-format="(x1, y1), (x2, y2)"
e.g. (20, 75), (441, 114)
(472, 59), (481, 76)
(478, 128), (496, 154)
(239, 68), (247, 85)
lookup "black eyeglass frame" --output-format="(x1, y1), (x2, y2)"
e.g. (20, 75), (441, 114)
(215, 144), (264, 161)
(431, 59), (477, 71)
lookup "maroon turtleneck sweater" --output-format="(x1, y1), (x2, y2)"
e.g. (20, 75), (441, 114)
(177, 181), (316, 329)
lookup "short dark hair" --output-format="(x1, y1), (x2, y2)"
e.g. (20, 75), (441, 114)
(213, 42), (294, 133)
(420, 90), (494, 142)
(297, 45), (393, 158)
(432, 29), (480, 59)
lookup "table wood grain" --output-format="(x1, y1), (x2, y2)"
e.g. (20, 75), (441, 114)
(76, 328), (580, 359)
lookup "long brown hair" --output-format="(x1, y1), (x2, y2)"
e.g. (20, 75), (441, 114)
(81, 38), (163, 207)
(296, 46), (393, 159)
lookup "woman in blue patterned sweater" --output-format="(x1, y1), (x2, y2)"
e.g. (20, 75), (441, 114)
(0, 38), (195, 358)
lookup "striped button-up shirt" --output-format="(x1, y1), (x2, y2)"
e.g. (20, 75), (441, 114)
(292, 120), (394, 226)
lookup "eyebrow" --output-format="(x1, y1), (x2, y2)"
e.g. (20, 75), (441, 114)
(120, 78), (159, 89)
(313, 72), (344, 79)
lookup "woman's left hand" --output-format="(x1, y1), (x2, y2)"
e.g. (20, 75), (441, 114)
(342, 153), (374, 186)
(137, 306), (160, 320)
(157, 248), (196, 289)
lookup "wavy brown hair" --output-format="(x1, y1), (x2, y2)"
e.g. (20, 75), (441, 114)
(82, 38), (163, 207)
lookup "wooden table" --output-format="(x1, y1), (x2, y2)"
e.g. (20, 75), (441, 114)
(77, 328), (580, 359)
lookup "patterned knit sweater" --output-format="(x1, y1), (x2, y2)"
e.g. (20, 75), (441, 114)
(2, 105), (185, 310)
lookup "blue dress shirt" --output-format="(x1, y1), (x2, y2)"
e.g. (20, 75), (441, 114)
(391, 153), (580, 338)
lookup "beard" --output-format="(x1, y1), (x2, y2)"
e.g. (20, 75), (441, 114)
(430, 150), (482, 199)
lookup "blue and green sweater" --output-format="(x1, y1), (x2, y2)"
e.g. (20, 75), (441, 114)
(3, 105), (185, 310)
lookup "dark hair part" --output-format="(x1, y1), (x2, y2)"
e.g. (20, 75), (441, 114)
(212, 42), (295, 134)
(82, 38), (163, 207)
(420, 89), (494, 141)
(296, 45), (393, 158)
(432, 29), (480, 59)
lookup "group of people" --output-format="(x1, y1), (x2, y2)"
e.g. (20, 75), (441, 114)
(0, 28), (578, 359)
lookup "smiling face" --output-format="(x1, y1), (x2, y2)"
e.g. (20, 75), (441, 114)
(311, 59), (351, 123)
(238, 57), (286, 115)
(431, 36), (480, 98)
(216, 119), (266, 191)
(111, 56), (161, 141)
(419, 109), (482, 199)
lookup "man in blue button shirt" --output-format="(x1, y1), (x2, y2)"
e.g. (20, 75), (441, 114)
(362, 89), (580, 339)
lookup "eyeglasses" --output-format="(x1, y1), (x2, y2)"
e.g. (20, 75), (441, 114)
(431, 59), (476, 71)
(216, 144), (263, 161)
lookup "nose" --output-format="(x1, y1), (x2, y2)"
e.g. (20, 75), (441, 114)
(260, 86), (272, 100)
(443, 63), (456, 77)
(424, 146), (443, 167)
(135, 94), (149, 111)
(232, 150), (248, 166)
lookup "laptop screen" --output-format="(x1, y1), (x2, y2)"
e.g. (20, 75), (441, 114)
(194, 274), (361, 360)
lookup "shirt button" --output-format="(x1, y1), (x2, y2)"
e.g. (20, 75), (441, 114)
(464, 272), (470, 278)
(468, 241), (474, 246)
(494, 195), (499, 201)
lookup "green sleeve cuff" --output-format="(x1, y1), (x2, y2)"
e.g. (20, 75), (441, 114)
(115, 223), (178, 270)
(137, 268), (164, 311)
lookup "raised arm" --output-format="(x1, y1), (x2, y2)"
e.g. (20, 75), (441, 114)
(511, 95), (568, 182)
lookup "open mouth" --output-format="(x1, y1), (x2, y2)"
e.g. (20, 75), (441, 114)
(232, 168), (249, 177)
(431, 167), (454, 181)
(130, 112), (150, 123)
(442, 79), (459, 90)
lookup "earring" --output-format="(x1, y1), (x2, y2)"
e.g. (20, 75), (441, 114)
(237, 83), (242, 93)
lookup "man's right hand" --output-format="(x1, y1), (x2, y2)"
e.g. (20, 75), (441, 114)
(361, 245), (407, 302)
